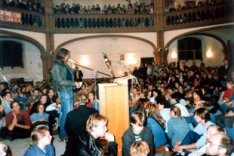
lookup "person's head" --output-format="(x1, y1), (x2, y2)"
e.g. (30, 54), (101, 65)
(206, 133), (233, 156)
(36, 104), (45, 113)
(1, 91), (13, 102)
(130, 141), (150, 156)
(194, 107), (210, 123)
(226, 81), (233, 89)
(33, 88), (40, 96)
(206, 125), (225, 140)
(55, 48), (70, 63)
(156, 95), (166, 108)
(170, 106), (181, 117)
(40, 94), (48, 105)
(0, 142), (10, 156)
(47, 89), (55, 98)
(11, 101), (21, 114)
(31, 125), (52, 146)
(86, 114), (108, 138)
(74, 93), (88, 105)
(88, 92), (94, 101)
(130, 112), (145, 135)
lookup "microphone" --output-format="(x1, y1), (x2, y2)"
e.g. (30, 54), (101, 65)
(68, 59), (78, 65)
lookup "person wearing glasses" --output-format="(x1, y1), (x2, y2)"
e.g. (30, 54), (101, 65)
(206, 133), (234, 156)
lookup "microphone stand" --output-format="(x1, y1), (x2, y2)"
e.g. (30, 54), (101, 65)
(0, 69), (9, 83)
(69, 60), (112, 99)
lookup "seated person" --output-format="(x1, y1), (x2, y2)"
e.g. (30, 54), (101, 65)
(76, 114), (117, 156)
(30, 104), (49, 128)
(174, 107), (214, 152)
(24, 125), (55, 156)
(145, 103), (167, 149)
(6, 101), (31, 140)
(206, 133), (234, 156)
(122, 111), (155, 156)
(0, 141), (12, 156)
(167, 106), (190, 147)
(130, 141), (150, 156)
(189, 125), (225, 156)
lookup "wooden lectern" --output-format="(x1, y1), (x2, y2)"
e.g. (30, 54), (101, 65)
(98, 83), (130, 155)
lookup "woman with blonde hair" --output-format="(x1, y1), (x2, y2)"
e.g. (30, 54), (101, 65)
(130, 141), (150, 156)
(167, 106), (190, 147)
(76, 114), (117, 156)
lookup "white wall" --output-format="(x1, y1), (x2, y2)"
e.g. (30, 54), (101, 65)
(62, 36), (155, 78)
(0, 39), (43, 82)
(167, 35), (224, 67)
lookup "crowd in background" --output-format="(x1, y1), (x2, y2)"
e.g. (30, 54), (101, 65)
(165, 0), (225, 12)
(53, 2), (154, 15)
(1, 0), (44, 13)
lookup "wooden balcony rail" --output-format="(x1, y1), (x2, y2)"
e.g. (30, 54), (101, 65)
(53, 14), (155, 33)
(164, 4), (234, 30)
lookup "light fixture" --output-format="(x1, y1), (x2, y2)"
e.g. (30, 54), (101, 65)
(171, 50), (177, 59)
(126, 53), (137, 65)
(206, 49), (213, 58)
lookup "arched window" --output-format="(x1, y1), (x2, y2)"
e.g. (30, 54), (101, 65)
(178, 37), (202, 61)
(0, 40), (23, 68)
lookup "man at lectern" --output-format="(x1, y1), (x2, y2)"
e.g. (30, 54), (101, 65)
(51, 48), (80, 142)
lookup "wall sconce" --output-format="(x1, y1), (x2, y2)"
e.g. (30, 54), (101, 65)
(80, 55), (89, 66)
(126, 53), (137, 65)
(171, 50), (177, 59)
(206, 50), (213, 58)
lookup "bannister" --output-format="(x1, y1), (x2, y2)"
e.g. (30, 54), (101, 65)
(164, 4), (234, 30)
(53, 14), (155, 33)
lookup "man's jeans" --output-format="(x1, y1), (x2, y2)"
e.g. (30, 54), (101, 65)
(58, 91), (74, 138)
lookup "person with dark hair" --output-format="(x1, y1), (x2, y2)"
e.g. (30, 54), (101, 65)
(174, 107), (214, 152)
(122, 111), (155, 156)
(30, 104), (49, 129)
(76, 114), (117, 156)
(50, 48), (80, 142)
(1, 91), (13, 115)
(6, 101), (31, 141)
(24, 125), (54, 156)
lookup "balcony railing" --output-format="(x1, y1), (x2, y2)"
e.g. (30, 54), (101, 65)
(53, 14), (155, 33)
(164, 4), (234, 30)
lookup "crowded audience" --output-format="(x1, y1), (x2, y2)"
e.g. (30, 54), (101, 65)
(53, 2), (154, 15)
(1, 0), (44, 13)
(0, 58), (233, 155)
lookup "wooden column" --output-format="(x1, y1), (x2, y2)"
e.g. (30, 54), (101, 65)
(43, 0), (55, 80)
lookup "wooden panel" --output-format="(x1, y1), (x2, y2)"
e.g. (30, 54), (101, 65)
(98, 83), (130, 155)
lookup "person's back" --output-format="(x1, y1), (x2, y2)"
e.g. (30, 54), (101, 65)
(167, 117), (190, 146)
(147, 116), (167, 148)
(64, 96), (98, 156)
